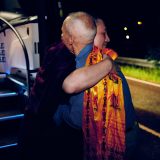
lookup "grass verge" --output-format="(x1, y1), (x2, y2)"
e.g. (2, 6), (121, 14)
(120, 65), (160, 84)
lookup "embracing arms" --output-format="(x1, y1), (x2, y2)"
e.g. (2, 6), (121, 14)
(62, 56), (113, 93)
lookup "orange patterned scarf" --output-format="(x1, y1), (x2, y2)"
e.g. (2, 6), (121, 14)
(101, 48), (118, 60)
(82, 47), (125, 160)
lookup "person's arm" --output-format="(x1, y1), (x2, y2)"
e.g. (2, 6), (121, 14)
(62, 56), (113, 94)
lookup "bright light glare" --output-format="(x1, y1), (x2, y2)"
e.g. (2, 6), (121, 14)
(137, 21), (142, 25)
(126, 35), (130, 39)
(124, 27), (128, 31)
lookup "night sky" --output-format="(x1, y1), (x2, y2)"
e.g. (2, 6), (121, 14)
(1, 0), (160, 59)
(61, 0), (160, 58)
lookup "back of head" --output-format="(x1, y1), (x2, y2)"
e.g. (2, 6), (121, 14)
(63, 11), (97, 44)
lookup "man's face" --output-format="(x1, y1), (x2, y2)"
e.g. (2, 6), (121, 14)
(94, 20), (110, 49)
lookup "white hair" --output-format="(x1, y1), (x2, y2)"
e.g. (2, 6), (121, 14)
(64, 12), (97, 44)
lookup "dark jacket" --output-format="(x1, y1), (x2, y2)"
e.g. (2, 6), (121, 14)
(26, 42), (75, 118)
(19, 42), (75, 160)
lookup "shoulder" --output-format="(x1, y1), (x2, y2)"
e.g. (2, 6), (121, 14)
(102, 48), (118, 60)
(43, 42), (75, 66)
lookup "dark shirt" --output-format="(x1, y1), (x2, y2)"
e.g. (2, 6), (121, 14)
(117, 70), (136, 129)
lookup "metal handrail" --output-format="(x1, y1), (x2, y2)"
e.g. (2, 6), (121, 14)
(116, 56), (160, 68)
(0, 17), (31, 97)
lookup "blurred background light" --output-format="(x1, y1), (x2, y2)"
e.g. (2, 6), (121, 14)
(137, 21), (142, 25)
(126, 35), (130, 39)
(124, 27), (128, 31)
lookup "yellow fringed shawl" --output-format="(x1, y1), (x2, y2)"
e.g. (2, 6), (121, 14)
(82, 47), (126, 160)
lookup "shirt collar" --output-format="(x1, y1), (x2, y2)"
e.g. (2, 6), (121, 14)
(76, 43), (93, 59)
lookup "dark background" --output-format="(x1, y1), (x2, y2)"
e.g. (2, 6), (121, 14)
(62, 0), (160, 59)
(0, 0), (160, 59)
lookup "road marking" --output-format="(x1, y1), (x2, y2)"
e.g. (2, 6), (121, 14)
(139, 123), (160, 138)
(126, 76), (160, 88)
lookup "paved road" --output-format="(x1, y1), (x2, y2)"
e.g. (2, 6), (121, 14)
(127, 77), (160, 115)
(126, 77), (160, 160)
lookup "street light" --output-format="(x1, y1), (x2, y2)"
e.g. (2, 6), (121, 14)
(126, 35), (130, 39)
(124, 27), (128, 31)
(137, 21), (142, 25)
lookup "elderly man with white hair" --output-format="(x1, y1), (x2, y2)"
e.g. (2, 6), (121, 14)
(54, 11), (114, 160)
